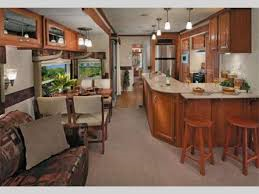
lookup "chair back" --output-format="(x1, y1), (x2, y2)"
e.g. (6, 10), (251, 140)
(81, 79), (93, 89)
(37, 96), (69, 116)
(94, 79), (110, 89)
(73, 95), (102, 115)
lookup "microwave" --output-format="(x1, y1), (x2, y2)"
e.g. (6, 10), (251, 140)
(181, 53), (189, 64)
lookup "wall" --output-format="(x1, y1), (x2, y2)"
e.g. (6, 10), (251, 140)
(219, 8), (259, 91)
(4, 46), (34, 117)
(87, 33), (110, 75)
(119, 36), (151, 92)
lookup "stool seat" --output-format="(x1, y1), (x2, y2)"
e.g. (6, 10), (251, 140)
(184, 117), (213, 128)
(228, 116), (258, 129)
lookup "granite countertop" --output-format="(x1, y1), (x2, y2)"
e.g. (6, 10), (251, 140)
(142, 73), (259, 99)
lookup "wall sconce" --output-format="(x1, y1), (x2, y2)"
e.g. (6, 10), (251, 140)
(5, 69), (17, 89)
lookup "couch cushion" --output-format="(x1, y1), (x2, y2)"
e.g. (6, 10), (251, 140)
(0, 111), (33, 184)
(19, 115), (69, 170)
(1, 146), (88, 186)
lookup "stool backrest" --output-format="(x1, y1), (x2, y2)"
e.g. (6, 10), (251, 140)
(94, 79), (110, 89)
(73, 95), (103, 115)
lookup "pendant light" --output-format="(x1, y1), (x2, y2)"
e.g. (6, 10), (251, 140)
(164, 8), (171, 30)
(156, 18), (162, 36)
(151, 25), (156, 40)
(186, 8), (193, 30)
(77, 27), (86, 46)
(85, 28), (93, 47)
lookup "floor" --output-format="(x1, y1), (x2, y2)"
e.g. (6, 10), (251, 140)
(86, 80), (259, 186)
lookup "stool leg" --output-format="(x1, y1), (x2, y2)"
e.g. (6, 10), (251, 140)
(191, 127), (195, 155)
(234, 127), (241, 156)
(254, 128), (259, 168)
(208, 126), (215, 165)
(242, 128), (248, 176)
(198, 128), (205, 176)
(222, 125), (232, 161)
(181, 123), (190, 164)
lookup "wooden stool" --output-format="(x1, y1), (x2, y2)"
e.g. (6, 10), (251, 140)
(222, 116), (259, 176)
(180, 118), (214, 176)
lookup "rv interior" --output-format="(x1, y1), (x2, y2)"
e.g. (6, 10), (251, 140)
(0, 7), (259, 186)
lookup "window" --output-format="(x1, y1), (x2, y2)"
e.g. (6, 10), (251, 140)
(78, 58), (102, 79)
(41, 59), (71, 96)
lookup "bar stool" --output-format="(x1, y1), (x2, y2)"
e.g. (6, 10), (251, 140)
(180, 117), (214, 176)
(222, 116), (259, 176)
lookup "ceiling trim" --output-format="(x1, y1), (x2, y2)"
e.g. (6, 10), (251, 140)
(82, 8), (112, 35)
(118, 34), (151, 37)
(97, 8), (116, 34)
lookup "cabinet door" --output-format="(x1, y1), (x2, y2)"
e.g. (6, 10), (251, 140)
(218, 11), (230, 52)
(65, 29), (78, 51)
(0, 8), (42, 48)
(192, 34), (205, 50)
(209, 16), (218, 51)
(153, 92), (174, 142)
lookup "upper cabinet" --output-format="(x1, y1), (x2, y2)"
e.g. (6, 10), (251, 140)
(192, 34), (205, 50)
(0, 8), (42, 48)
(209, 9), (251, 53)
(209, 16), (218, 51)
(44, 18), (79, 51)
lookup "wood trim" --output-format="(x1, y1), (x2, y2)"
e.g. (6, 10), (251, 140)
(180, 24), (209, 39)
(0, 46), (6, 64)
(119, 34), (151, 37)
(96, 8), (116, 34)
(82, 8), (111, 35)
(120, 66), (132, 70)
(4, 87), (34, 108)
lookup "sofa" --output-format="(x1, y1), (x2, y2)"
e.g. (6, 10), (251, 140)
(0, 110), (88, 186)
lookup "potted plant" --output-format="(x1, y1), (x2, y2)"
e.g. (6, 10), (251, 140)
(51, 74), (77, 94)
(123, 70), (130, 91)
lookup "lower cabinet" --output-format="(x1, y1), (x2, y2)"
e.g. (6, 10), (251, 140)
(152, 91), (176, 144)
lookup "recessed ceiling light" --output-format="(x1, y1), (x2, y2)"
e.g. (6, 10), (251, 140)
(140, 13), (148, 17)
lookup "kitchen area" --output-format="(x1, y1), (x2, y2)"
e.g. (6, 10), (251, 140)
(144, 8), (259, 175)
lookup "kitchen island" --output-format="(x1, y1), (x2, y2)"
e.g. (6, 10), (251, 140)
(143, 73), (259, 147)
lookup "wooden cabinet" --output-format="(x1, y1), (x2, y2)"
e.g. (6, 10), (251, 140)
(209, 16), (218, 51)
(210, 9), (251, 53)
(44, 18), (66, 49)
(181, 38), (189, 52)
(0, 8), (42, 48)
(192, 34), (205, 50)
(153, 91), (175, 143)
(218, 11), (230, 52)
(65, 29), (79, 51)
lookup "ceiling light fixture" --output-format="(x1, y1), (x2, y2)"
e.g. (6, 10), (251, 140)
(151, 25), (156, 40)
(156, 18), (162, 36)
(164, 8), (171, 30)
(186, 8), (193, 30)
(85, 28), (93, 47)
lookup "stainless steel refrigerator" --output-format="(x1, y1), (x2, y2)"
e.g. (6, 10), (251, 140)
(155, 44), (176, 77)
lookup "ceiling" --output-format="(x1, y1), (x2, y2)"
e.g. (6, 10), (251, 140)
(103, 8), (222, 35)
(29, 8), (104, 35)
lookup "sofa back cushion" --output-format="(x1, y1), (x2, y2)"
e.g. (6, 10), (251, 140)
(19, 115), (70, 170)
(0, 111), (33, 184)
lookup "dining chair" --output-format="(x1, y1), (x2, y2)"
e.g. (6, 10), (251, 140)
(72, 95), (108, 154)
(80, 79), (93, 90)
(94, 79), (113, 121)
(36, 96), (72, 125)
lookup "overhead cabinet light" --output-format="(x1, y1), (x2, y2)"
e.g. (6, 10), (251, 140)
(164, 8), (171, 30)
(186, 8), (193, 30)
